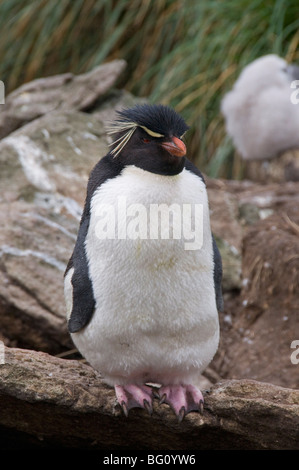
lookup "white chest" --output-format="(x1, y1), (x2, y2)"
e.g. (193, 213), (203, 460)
(72, 165), (219, 385)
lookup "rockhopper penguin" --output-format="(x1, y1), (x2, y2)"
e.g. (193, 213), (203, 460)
(64, 104), (223, 421)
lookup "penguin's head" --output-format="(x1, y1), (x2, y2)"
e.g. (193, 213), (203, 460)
(107, 104), (189, 175)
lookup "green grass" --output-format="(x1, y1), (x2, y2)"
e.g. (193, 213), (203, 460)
(1, 0), (298, 178)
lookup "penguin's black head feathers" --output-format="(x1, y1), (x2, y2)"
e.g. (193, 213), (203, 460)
(113, 104), (189, 141)
(106, 104), (189, 175)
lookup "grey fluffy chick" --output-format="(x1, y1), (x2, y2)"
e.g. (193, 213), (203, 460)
(221, 54), (299, 160)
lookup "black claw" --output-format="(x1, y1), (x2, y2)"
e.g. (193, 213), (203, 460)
(143, 399), (153, 415)
(199, 400), (204, 415)
(159, 393), (167, 405)
(121, 401), (129, 417)
(178, 406), (186, 423)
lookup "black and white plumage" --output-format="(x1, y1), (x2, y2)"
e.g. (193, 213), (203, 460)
(64, 104), (223, 420)
(221, 54), (299, 160)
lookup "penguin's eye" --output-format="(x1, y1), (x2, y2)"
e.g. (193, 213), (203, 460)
(142, 137), (151, 143)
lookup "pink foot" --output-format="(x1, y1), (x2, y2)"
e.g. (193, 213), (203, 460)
(158, 384), (204, 422)
(115, 384), (153, 417)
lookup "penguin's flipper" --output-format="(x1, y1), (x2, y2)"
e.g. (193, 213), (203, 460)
(66, 216), (95, 333)
(212, 234), (224, 312)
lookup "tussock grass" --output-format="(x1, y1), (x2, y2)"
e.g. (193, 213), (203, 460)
(1, 0), (298, 178)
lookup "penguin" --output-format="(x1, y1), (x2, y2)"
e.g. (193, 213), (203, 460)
(221, 54), (299, 161)
(64, 103), (223, 421)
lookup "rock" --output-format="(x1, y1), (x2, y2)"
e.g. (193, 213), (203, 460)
(0, 60), (126, 139)
(243, 149), (299, 183)
(0, 110), (108, 353)
(207, 179), (243, 292)
(207, 178), (299, 297)
(210, 180), (299, 389)
(0, 346), (298, 450)
(218, 205), (299, 389)
(0, 111), (107, 203)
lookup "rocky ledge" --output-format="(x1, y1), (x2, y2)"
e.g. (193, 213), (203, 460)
(0, 347), (298, 450)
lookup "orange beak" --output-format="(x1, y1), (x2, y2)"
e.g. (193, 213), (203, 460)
(161, 136), (186, 157)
